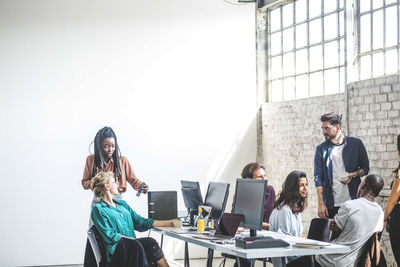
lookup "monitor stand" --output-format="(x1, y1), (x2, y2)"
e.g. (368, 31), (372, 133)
(250, 229), (257, 237)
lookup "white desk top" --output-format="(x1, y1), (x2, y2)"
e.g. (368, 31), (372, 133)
(154, 227), (351, 259)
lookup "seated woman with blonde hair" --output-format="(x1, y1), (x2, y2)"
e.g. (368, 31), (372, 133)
(90, 171), (176, 267)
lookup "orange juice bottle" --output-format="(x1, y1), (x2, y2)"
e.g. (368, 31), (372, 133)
(197, 207), (204, 232)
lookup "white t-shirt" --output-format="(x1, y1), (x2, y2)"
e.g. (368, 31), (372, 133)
(316, 198), (384, 267)
(331, 143), (351, 206)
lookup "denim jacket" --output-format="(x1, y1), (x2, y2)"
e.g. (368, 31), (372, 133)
(314, 136), (369, 209)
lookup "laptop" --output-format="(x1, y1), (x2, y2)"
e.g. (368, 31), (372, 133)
(192, 213), (244, 240)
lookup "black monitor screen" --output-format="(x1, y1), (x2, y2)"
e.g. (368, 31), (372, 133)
(180, 180), (203, 211)
(147, 191), (177, 220)
(232, 179), (267, 232)
(203, 182), (230, 220)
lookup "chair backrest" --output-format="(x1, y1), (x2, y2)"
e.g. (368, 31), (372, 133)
(307, 218), (331, 242)
(87, 228), (102, 267)
(356, 232), (387, 267)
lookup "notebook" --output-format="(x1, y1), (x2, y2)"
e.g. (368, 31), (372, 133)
(192, 213), (244, 240)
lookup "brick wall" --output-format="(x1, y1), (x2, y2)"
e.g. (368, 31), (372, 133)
(259, 74), (399, 266)
(347, 74), (400, 266)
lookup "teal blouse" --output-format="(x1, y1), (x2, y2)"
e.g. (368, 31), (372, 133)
(91, 199), (155, 263)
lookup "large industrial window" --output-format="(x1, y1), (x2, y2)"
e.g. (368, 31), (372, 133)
(356, 0), (400, 80)
(267, 0), (347, 102)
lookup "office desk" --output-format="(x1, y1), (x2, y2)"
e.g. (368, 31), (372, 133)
(154, 227), (350, 267)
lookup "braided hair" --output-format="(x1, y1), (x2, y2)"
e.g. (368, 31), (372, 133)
(274, 170), (308, 213)
(90, 127), (122, 181)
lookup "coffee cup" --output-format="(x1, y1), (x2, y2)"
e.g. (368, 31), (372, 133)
(338, 172), (349, 181)
(173, 220), (182, 228)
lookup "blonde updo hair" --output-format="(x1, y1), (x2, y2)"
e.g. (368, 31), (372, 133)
(90, 171), (115, 198)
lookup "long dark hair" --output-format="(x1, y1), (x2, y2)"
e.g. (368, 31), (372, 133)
(90, 126), (122, 180)
(274, 170), (308, 213)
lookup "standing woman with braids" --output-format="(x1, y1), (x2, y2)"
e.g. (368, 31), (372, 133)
(82, 126), (149, 227)
(384, 134), (400, 266)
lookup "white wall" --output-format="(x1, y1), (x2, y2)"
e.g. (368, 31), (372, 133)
(0, 0), (256, 265)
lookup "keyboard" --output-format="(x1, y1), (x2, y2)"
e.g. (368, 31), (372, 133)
(235, 236), (290, 249)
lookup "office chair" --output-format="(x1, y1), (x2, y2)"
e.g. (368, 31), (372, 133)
(86, 225), (150, 267)
(284, 218), (332, 267)
(307, 218), (331, 242)
(87, 228), (103, 267)
(356, 232), (387, 267)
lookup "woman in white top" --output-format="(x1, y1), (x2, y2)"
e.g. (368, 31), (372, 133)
(269, 170), (309, 267)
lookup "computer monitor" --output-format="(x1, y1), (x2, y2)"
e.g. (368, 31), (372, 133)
(203, 182), (230, 221)
(232, 178), (267, 237)
(148, 191), (178, 220)
(181, 180), (203, 225)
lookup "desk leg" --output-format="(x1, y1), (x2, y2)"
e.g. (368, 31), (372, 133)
(184, 241), (190, 267)
(160, 234), (164, 248)
(206, 248), (214, 267)
(236, 256), (241, 267)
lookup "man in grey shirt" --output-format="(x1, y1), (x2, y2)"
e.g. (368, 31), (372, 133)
(315, 174), (384, 267)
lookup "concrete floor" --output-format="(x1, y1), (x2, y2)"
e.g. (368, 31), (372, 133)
(30, 257), (273, 267)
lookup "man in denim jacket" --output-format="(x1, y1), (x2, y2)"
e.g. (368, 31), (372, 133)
(314, 113), (369, 218)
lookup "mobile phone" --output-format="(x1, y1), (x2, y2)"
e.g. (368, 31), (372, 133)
(136, 183), (145, 197)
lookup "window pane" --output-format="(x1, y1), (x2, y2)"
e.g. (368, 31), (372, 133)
(339, 11), (345, 36)
(310, 45), (323, 71)
(339, 67), (345, 92)
(270, 32), (281, 55)
(310, 71), (323, 97)
(360, 55), (371, 80)
(373, 52), (384, 77)
(296, 49), (308, 74)
(360, 14), (371, 52)
(283, 52), (295, 76)
(296, 74), (309, 98)
(386, 0), (397, 4)
(309, 19), (322, 44)
(372, 0), (382, 10)
(325, 41), (339, 68)
(340, 38), (345, 65)
(309, 0), (322, 18)
(282, 3), (294, 28)
(283, 28), (294, 52)
(339, 0), (344, 9)
(386, 6), (398, 47)
(359, 0), (371, 13)
(324, 0), (337, 13)
(270, 8), (281, 32)
(270, 56), (282, 79)
(385, 49), (398, 74)
(271, 79), (283, 102)
(324, 68), (339, 94)
(295, 0), (307, 23)
(283, 77), (295, 100)
(324, 13), (338, 40)
(296, 23), (308, 48)
(373, 10), (383, 50)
